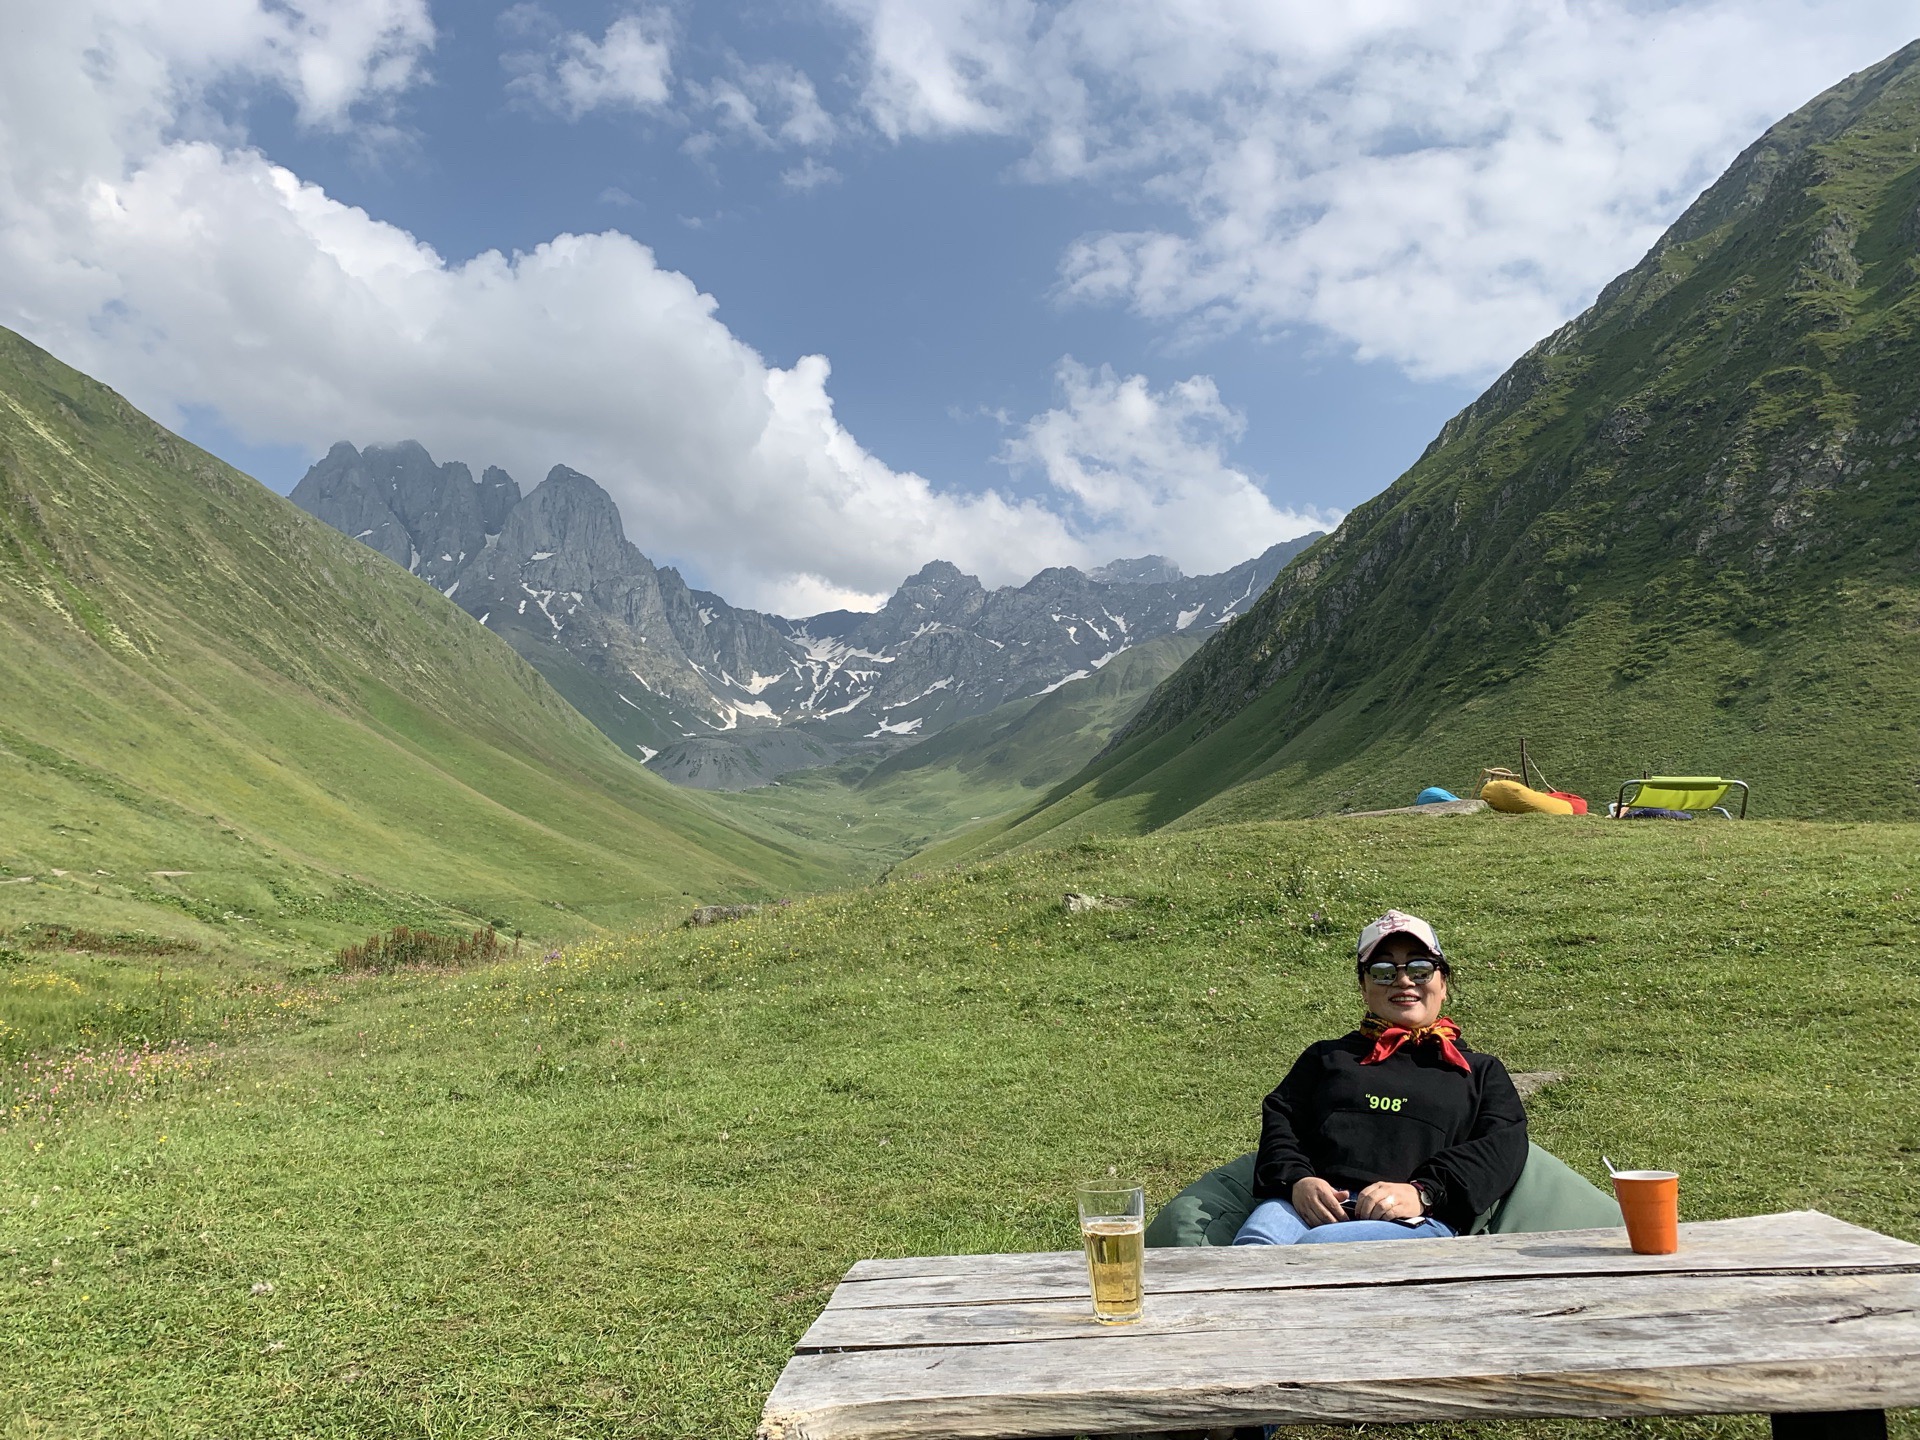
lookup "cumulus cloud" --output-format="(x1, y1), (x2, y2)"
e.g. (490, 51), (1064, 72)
(1002, 361), (1330, 575)
(831, 0), (1920, 379)
(502, 5), (674, 120)
(2, 0), (1302, 614)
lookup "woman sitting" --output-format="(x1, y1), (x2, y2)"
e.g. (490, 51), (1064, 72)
(1235, 909), (1526, 1245)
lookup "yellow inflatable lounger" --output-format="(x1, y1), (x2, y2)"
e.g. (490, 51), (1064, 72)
(1482, 779), (1575, 815)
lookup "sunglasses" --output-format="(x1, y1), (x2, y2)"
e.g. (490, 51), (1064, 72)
(1362, 958), (1442, 985)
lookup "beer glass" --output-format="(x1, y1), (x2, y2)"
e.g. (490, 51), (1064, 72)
(1076, 1181), (1146, 1324)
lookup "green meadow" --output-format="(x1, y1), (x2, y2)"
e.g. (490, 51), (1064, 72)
(4, 816), (1917, 1438)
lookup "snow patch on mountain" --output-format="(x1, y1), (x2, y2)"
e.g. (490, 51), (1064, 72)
(884, 677), (954, 710)
(815, 690), (871, 718)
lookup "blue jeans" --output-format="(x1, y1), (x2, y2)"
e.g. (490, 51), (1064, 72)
(1232, 1198), (1455, 1245)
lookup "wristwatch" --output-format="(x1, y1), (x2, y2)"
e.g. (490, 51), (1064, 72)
(1411, 1178), (1439, 1214)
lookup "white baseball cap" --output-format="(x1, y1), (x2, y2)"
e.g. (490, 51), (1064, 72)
(1357, 909), (1444, 966)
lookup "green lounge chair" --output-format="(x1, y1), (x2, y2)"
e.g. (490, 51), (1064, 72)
(1614, 776), (1750, 819)
(1143, 1143), (1622, 1247)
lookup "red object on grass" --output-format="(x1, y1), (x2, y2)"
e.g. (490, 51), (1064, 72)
(1547, 791), (1589, 815)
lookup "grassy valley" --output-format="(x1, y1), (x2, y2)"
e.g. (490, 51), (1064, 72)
(709, 635), (1203, 872)
(0, 322), (1215, 1072)
(0, 326), (846, 1056)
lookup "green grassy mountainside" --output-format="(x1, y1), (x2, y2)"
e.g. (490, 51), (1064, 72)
(0, 326), (832, 972)
(940, 40), (1920, 860)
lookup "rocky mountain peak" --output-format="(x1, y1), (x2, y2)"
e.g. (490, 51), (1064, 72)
(1089, 555), (1184, 585)
(497, 465), (638, 589)
(288, 439), (501, 592)
(477, 465), (520, 533)
(1019, 565), (1091, 594)
(885, 560), (987, 623)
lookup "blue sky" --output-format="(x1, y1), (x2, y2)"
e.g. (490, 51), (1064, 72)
(3, 1), (1915, 611)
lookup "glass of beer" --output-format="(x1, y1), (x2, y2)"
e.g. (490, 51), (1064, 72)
(1076, 1181), (1146, 1324)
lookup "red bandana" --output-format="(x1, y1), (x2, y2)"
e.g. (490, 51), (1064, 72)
(1359, 1014), (1471, 1074)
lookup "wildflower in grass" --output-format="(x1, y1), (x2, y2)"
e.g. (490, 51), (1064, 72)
(1, 1043), (217, 1126)
(6, 972), (85, 995)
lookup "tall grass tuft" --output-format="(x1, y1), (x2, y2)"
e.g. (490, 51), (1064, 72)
(13, 923), (200, 956)
(335, 925), (509, 973)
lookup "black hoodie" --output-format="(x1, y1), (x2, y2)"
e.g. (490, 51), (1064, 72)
(1252, 1031), (1528, 1233)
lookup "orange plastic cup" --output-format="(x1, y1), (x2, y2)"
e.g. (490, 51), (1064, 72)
(1611, 1170), (1679, 1254)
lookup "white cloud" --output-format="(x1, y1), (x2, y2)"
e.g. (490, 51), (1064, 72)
(687, 59), (839, 155)
(9, 0), (1310, 615)
(1001, 360), (1331, 575)
(0, 0), (433, 143)
(780, 157), (842, 192)
(503, 5), (674, 120)
(838, 0), (1037, 141)
(832, 0), (1920, 379)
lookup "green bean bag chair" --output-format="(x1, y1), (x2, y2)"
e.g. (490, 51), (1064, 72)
(1143, 1143), (1621, 1247)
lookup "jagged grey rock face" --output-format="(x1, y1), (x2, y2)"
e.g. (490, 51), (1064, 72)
(447, 464), (801, 720)
(289, 441), (510, 595)
(476, 466), (518, 535)
(293, 440), (1322, 781)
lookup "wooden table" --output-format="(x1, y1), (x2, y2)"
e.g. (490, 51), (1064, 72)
(758, 1212), (1920, 1440)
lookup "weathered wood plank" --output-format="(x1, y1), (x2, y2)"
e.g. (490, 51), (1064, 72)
(827, 1213), (1919, 1315)
(800, 1268), (1920, 1353)
(763, 1359), (1920, 1440)
(762, 1271), (1920, 1440)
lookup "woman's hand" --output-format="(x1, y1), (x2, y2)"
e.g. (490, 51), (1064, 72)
(1353, 1181), (1423, 1221)
(1291, 1176), (1351, 1227)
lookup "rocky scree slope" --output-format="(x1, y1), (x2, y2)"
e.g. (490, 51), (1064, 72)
(958, 39), (1920, 845)
(294, 443), (1318, 787)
